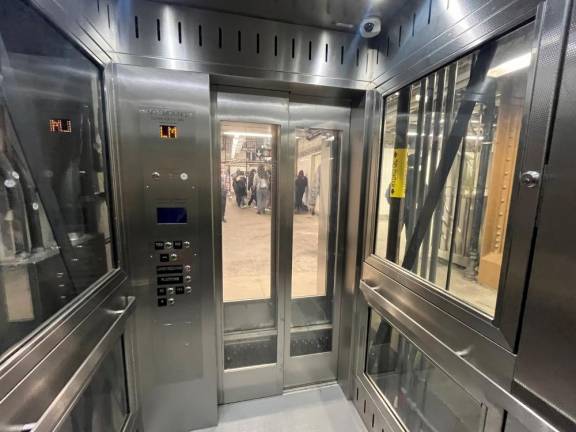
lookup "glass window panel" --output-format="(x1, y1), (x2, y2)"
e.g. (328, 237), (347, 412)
(0, 0), (114, 357)
(55, 338), (129, 432)
(365, 310), (485, 432)
(373, 23), (535, 316)
(220, 121), (278, 369)
(290, 128), (340, 356)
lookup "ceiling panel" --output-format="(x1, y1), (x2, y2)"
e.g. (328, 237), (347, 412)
(152, 0), (408, 32)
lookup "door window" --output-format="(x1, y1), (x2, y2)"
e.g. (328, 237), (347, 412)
(290, 127), (341, 356)
(220, 121), (278, 369)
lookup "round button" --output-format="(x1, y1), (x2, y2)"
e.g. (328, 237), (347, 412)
(184, 275), (192, 283)
(180, 172), (189, 181)
(168, 298), (175, 306)
(183, 241), (191, 249)
(170, 253), (178, 261)
(184, 265), (192, 273)
(152, 171), (160, 180)
(185, 286), (192, 294)
(164, 241), (173, 249)
(167, 287), (175, 295)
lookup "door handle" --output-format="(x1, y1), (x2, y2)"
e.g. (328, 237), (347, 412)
(520, 170), (540, 188)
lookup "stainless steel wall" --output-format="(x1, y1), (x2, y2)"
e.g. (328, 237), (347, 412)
(513, 1), (576, 428)
(108, 64), (218, 431)
(352, 0), (576, 431)
(113, 0), (373, 88)
(7, 1), (576, 432)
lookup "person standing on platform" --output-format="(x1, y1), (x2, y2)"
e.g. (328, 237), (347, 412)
(294, 170), (308, 213)
(254, 164), (270, 215)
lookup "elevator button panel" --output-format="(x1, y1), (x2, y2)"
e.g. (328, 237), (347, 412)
(154, 240), (194, 306)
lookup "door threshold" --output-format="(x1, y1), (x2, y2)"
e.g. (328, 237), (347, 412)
(284, 380), (339, 394)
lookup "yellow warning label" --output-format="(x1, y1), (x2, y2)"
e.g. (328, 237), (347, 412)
(390, 148), (408, 198)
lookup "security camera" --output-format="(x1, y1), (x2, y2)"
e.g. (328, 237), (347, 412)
(359, 17), (382, 38)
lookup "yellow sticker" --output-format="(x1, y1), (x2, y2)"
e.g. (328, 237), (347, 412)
(390, 148), (408, 198)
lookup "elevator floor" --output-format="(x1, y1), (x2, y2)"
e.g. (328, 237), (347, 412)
(197, 384), (366, 432)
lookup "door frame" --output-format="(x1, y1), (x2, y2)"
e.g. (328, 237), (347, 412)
(212, 87), (353, 402)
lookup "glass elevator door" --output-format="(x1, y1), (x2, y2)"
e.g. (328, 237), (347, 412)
(215, 91), (350, 402)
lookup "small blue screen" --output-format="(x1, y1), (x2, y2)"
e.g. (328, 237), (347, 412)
(157, 207), (188, 224)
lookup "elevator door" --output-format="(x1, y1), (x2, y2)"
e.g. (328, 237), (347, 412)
(215, 92), (350, 402)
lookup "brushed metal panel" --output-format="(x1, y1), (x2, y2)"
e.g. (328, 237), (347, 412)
(109, 64), (217, 431)
(150, 0), (407, 33)
(29, 0), (118, 64)
(514, 0), (576, 428)
(114, 0), (373, 83)
(214, 90), (289, 403)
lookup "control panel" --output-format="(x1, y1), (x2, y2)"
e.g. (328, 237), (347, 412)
(114, 65), (217, 431)
(154, 239), (194, 307)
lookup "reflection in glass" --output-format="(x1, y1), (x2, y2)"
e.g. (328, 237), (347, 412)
(220, 121), (276, 302)
(373, 24), (535, 315)
(0, 0), (114, 356)
(290, 128), (340, 356)
(366, 311), (484, 432)
(220, 121), (277, 369)
(56, 338), (129, 432)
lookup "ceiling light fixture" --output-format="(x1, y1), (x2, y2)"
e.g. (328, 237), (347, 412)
(223, 132), (273, 138)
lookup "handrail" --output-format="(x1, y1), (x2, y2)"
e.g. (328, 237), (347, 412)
(30, 296), (135, 432)
(358, 279), (559, 432)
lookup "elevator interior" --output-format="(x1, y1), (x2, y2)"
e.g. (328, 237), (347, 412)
(0, 0), (576, 432)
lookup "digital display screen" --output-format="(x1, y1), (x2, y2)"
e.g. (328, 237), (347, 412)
(157, 207), (187, 224)
(160, 125), (178, 139)
(49, 119), (72, 133)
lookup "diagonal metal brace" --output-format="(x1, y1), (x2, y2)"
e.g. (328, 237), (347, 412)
(402, 42), (498, 271)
